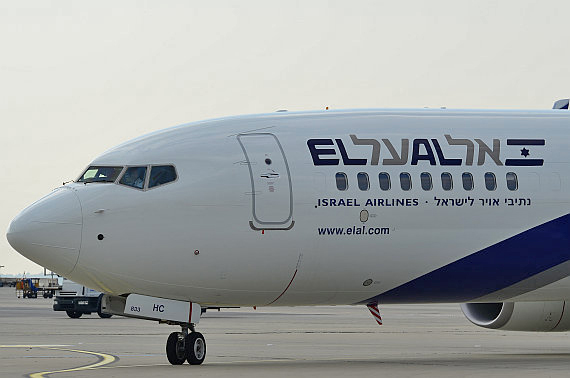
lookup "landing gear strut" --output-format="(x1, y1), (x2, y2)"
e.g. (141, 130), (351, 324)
(165, 324), (206, 365)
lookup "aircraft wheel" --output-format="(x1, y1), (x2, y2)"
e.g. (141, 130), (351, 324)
(185, 332), (206, 365)
(97, 296), (112, 318)
(66, 311), (82, 318)
(166, 332), (186, 365)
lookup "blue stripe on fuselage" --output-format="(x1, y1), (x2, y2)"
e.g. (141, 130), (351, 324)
(358, 213), (570, 304)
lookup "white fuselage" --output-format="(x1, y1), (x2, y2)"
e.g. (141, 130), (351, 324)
(7, 109), (570, 307)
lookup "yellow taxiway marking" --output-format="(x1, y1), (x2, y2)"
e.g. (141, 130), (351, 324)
(0, 345), (117, 377)
(28, 348), (117, 378)
(5, 346), (117, 378)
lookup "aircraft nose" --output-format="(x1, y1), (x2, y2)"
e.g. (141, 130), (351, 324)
(6, 187), (82, 275)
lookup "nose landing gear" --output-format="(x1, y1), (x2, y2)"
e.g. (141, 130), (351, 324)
(165, 324), (206, 365)
(100, 294), (205, 365)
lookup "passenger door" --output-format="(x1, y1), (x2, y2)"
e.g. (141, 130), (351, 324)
(237, 133), (294, 230)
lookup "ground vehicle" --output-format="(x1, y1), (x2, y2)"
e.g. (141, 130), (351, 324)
(53, 279), (112, 318)
(15, 278), (60, 298)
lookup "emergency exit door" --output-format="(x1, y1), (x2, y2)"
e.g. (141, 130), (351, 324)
(237, 133), (294, 230)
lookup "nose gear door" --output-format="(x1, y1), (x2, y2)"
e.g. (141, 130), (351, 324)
(237, 133), (294, 230)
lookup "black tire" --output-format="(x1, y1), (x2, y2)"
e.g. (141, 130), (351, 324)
(66, 311), (82, 319)
(98, 311), (112, 318)
(97, 296), (112, 318)
(166, 332), (186, 365)
(48, 292), (54, 299)
(43, 292), (48, 299)
(185, 332), (206, 365)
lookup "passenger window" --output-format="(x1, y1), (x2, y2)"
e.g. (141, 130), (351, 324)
(149, 165), (177, 188)
(462, 172), (474, 191)
(119, 166), (147, 189)
(357, 172), (369, 191)
(441, 172), (453, 191)
(78, 166), (123, 183)
(420, 172), (432, 191)
(485, 172), (497, 191)
(336, 172), (348, 191)
(379, 172), (391, 191)
(400, 172), (412, 191)
(506, 172), (518, 191)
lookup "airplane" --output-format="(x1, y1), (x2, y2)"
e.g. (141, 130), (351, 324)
(6, 99), (570, 365)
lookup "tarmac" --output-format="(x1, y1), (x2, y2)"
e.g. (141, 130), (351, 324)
(0, 287), (568, 377)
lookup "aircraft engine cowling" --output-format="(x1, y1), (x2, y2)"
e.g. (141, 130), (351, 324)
(460, 301), (570, 332)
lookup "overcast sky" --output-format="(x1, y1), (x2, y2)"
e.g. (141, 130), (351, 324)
(1, 0), (569, 275)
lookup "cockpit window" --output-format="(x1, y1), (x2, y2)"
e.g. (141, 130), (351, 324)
(119, 166), (147, 189)
(149, 165), (177, 188)
(78, 166), (123, 183)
